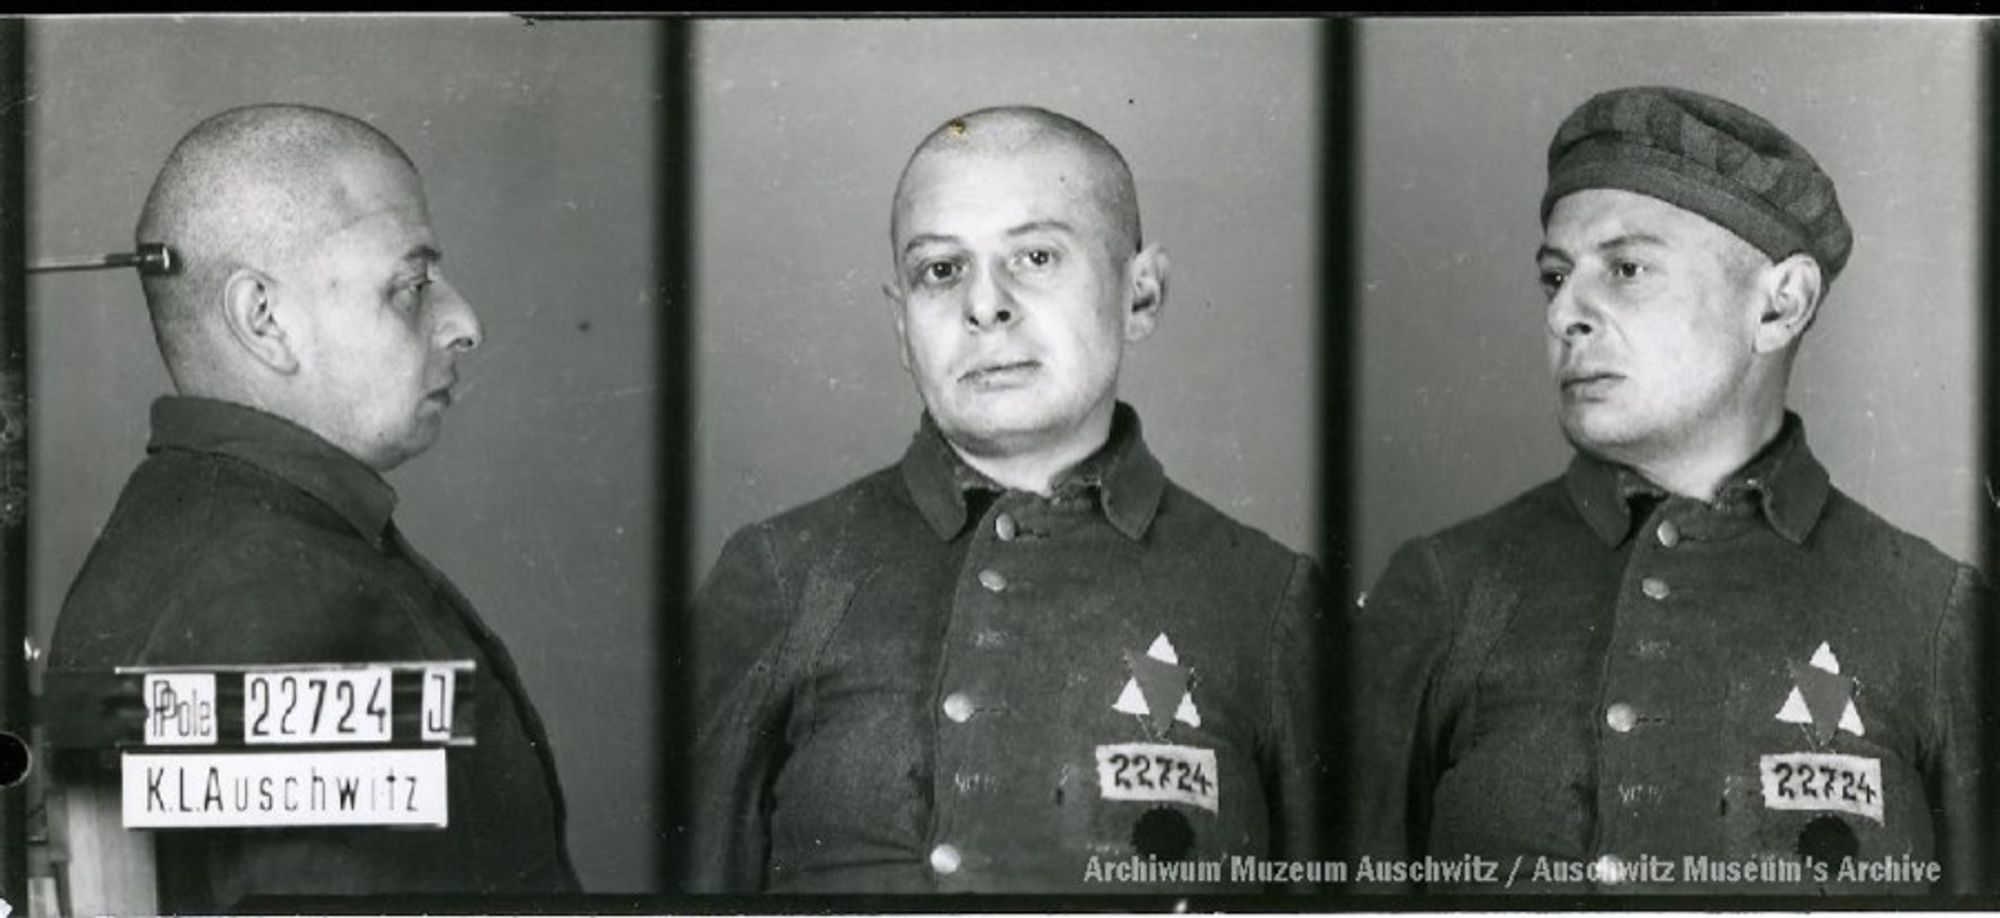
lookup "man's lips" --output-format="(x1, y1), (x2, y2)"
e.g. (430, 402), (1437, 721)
(959, 360), (1040, 386)
(1560, 370), (1622, 396)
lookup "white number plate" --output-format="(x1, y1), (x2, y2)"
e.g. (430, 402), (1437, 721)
(1094, 743), (1219, 812)
(243, 669), (392, 744)
(123, 750), (446, 828)
(1759, 752), (1883, 823)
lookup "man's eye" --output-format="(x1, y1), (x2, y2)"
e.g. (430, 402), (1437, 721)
(917, 260), (962, 285)
(1612, 260), (1647, 280)
(393, 277), (432, 309)
(1538, 269), (1567, 295)
(1015, 248), (1057, 271)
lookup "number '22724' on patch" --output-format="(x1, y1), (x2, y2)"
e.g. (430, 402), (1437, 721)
(1095, 743), (1219, 813)
(1758, 752), (1883, 823)
(244, 668), (392, 745)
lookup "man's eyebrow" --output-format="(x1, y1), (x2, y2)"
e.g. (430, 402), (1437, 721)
(899, 221), (1078, 255)
(1596, 232), (1666, 253)
(1535, 233), (1668, 263)
(901, 233), (958, 256)
(402, 244), (443, 265)
(1007, 219), (1075, 238)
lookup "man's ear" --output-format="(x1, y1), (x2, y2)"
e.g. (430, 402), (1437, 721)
(221, 268), (300, 374)
(1123, 244), (1169, 343)
(883, 281), (912, 371)
(1751, 253), (1823, 354)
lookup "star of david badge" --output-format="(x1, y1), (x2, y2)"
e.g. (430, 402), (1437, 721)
(1775, 641), (1864, 746)
(1113, 632), (1200, 740)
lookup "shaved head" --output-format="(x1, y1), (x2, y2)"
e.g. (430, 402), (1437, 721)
(891, 106), (1141, 259)
(136, 104), (416, 381)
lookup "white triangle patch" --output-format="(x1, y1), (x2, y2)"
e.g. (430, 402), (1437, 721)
(1776, 688), (1811, 724)
(1113, 678), (1148, 716)
(1174, 691), (1202, 728)
(1839, 702), (1865, 737)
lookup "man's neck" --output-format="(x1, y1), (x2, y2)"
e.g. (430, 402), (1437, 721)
(174, 381), (397, 476)
(175, 371), (292, 427)
(949, 410), (1116, 497)
(1617, 410), (1786, 503)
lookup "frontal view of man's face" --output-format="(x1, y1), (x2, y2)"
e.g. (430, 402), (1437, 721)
(890, 145), (1141, 460)
(1537, 188), (1769, 464)
(287, 153), (482, 471)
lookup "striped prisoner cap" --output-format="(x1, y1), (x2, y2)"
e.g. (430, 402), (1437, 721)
(1541, 86), (1852, 280)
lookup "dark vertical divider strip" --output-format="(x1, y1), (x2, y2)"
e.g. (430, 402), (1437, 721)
(1981, 18), (1998, 900)
(656, 16), (696, 892)
(1318, 16), (1357, 884)
(0, 17), (26, 909)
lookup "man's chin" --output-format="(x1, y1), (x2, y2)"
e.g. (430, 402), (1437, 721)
(1558, 407), (1662, 465)
(940, 422), (1045, 455)
(933, 407), (1067, 456)
(366, 423), (444, 473)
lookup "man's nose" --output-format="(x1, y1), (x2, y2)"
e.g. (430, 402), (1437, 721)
(1546, 274), (1597, 342)
(433, 280), (484, 353)
(963, 263), (1018, 331)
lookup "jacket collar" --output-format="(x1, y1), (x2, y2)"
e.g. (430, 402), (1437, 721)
(900, 401), (1166, 542)
(1565, 411), (1830, 547)
(149, 396), (398, 547)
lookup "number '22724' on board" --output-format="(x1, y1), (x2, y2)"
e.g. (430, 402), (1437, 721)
(244, 668), (393, 745)
(1094, 742), (1219, 812)
(1758, 751), (1884, 823)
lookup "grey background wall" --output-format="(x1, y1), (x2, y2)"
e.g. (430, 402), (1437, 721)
(25, 17), (662, 892)
(691, 19), (1322, 576)
(1354, 17), (1984, 590)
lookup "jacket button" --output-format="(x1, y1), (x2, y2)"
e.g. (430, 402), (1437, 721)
(978, 569), (1008, 593)
(995, 513), (1018, 542)
(1640, 577), (1669, 600)
(930, 843), (962, 875)
(1656, 520), (1680, 547)
(942, 692), (975, 723)
(1594, 854), (1628, 886)
(1605, 702), (1637, 733)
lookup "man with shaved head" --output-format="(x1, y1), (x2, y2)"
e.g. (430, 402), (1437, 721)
(688, 106), (1326, 893)
(49, 104), (578, 908)
(1350, 87), (1989, 894)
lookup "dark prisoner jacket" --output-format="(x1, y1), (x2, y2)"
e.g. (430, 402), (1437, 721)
(689, 403), (1328, 893)
(1351, 414), (1988, 895)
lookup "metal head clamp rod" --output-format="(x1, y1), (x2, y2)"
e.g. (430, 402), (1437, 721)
(27, 242), (179, 276)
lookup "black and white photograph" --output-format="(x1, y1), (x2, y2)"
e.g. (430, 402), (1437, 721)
(1345, 16), (1989, 897)
(0, 12), (1991, 913)
(13, 16), (663, 913)
(686, 18), (1324, 895)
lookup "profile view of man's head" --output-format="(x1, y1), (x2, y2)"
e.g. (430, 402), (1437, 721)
(136, 103), (483, 472)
